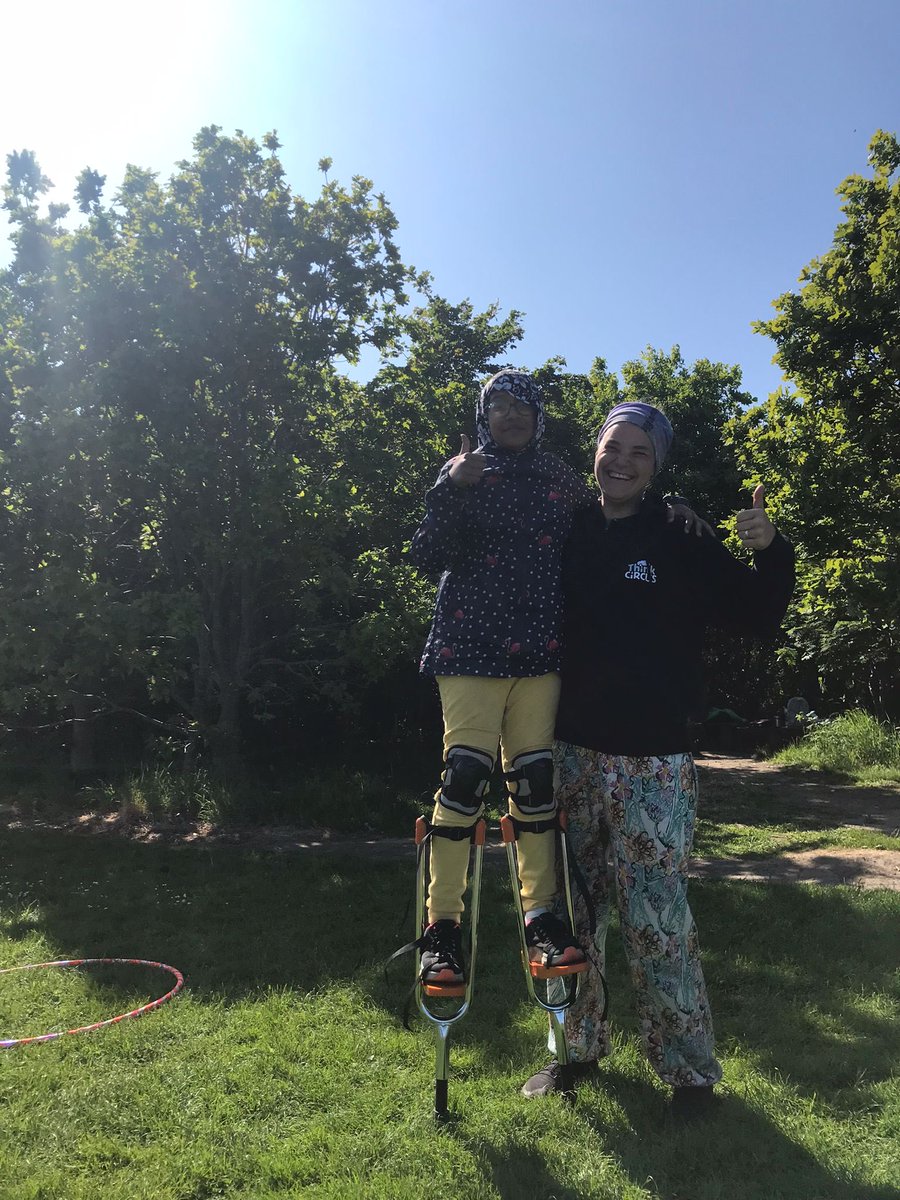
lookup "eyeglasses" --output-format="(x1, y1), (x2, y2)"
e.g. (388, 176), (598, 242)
(486, 396), (534, 416)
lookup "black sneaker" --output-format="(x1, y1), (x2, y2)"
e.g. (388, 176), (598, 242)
(670, 1085), (718, 1123)
(524, 912), (587, 970)
(521, 1059), (597, 1098)
(419, 919), (465, 988)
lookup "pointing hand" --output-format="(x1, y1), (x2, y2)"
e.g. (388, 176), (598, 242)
(448, 433), (486, 487)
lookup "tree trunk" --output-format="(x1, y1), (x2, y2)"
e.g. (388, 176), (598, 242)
(208, 684), (242, 778)
(67, 691), (96, 775)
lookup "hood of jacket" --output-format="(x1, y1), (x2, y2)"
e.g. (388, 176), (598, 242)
(475, 369), (545, 454)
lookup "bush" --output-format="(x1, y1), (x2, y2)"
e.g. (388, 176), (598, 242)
(90, 764), (233, 823)
(84, 763), (429, 832)
(773, 709), (900, 780)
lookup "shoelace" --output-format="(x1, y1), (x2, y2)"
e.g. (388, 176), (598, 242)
(526, 913), (574, 954)
(385, 923), (465, 1031)
(424, 924), (463, 972)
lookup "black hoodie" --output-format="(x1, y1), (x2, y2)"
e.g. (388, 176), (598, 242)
(555, 498), (795, 755)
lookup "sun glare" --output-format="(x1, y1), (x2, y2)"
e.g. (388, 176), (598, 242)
(0, 1), (232, 212)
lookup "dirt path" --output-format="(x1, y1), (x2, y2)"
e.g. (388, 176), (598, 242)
(3, 755), (900, 888)
(691, 754), (900, 889)
(695, 754), (900, 834)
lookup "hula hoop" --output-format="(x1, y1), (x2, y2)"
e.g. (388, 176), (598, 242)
(0, 957), (184, 1048)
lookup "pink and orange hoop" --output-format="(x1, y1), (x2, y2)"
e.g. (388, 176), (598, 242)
(0, 957), (184, 1048)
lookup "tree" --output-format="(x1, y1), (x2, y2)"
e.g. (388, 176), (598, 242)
(0, 131), (527, 774)
(0, 152), (167, 771)
(734, 130), (900, 716)
(0, 129), (413, 769)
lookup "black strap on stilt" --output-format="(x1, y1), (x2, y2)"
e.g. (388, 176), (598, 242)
(393, 819), (479, 938)
(563, 841), (597, 939)
(505, 814), (559, 837)
(419, 822), (480, 841)
(385, 818), (481, 1029)
(506, 812), (597, 937)
(587, 950), (610, 1022)
(408, 818), (483, 916)
(385, 932), (434, 1030)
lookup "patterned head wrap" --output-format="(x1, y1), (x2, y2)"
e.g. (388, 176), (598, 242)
(596, 402), (673, 471)
(476, 370), (544, 451)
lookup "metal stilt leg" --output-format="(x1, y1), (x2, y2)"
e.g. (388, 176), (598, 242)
(414, 816), (486, 1121)
(501, 809), (586, 1102)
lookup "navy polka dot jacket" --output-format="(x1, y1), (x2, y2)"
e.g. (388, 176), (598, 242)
(410, 375), (591, 678)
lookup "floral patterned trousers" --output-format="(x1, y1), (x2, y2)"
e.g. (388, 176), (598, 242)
(551, 741), (722, 1087)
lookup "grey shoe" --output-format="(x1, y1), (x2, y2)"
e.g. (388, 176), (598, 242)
(521, 1059), (597, 1098)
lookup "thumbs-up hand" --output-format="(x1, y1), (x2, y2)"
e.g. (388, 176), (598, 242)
(736, 483), (776, 550)
(448, 433), (486, 487)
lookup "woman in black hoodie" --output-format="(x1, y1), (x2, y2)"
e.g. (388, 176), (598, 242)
(522, 402), (795, 1121)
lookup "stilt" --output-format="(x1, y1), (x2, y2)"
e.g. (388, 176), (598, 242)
(501, 809), (588, 1103)
(413, 816), (486, 1120)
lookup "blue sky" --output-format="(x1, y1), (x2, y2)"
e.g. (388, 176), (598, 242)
(1, 0), (898, 401)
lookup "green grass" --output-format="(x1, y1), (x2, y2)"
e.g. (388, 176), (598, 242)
(694, 819), (900, 859)
(693, 754), (900, 860)
(770, 711), (900, 787)
(1, 829), (899, 1199)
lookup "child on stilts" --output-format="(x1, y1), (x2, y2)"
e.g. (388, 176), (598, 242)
(409, 370), (589, 987)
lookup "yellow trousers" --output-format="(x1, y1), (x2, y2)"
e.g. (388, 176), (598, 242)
(427, 673), (561, 923)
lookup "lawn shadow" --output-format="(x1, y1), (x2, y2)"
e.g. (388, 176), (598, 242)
(453, 1139), (588, 1200)
(692, 844), (900, 885)
(419, 1067), (896, 1200)
(0, 828), (534, 1021)
(0, 827), (422, 1001)
(0, 826), (619, 1077)
(2, 828), (898, 1111)
(696, 760), (900, 835)
(454, 876), (900, 1135)
(577, 1072), (899, 1200)
(693, 879), (900, 1099)
(465, 877), (900, 1107)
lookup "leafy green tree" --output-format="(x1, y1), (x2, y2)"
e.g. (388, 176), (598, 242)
(0, 131), (529, 773)
(0, 152), (167, 771)
(731, 131), (900, 716)
(0, 130), (413, 768)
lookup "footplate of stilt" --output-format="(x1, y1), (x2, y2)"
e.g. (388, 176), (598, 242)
(422, 981), (466, 997)
(528, 957), (589, 980)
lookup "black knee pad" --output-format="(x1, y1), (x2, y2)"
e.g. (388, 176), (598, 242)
(438, 746), (493, 817)
(506, 750), (555, 815)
